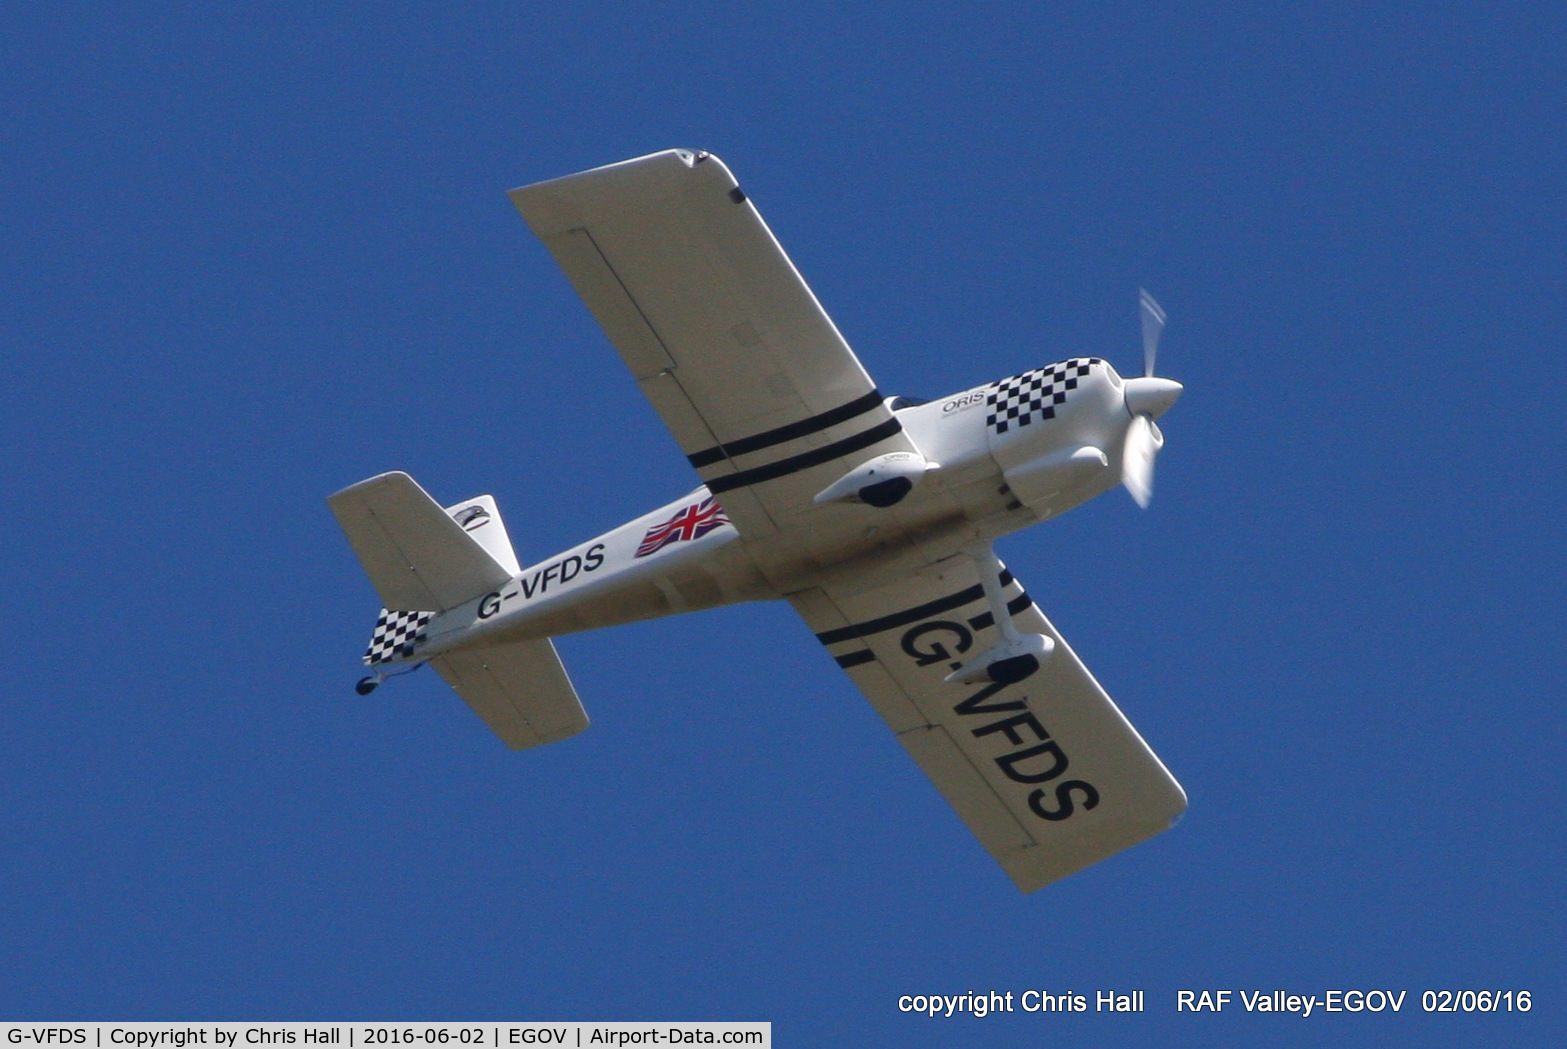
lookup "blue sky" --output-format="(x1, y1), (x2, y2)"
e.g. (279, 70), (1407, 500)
(2, 4), (1562, 1045)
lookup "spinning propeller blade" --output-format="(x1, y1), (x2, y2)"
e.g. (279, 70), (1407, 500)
(1139, 287), (1166, 378)
(1125, 289), (1173, 507)
(1122, 412), (1162, 508)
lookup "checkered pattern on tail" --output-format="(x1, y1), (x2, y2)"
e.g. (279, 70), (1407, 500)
(363, 608), (435, 665)
(985, 358), (1102, 434)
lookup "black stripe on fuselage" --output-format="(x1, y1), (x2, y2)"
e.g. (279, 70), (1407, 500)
(834, 650), (876, 668)
(687, 389), (885, 469)
(815, 571), (1019, 647)
(705, 417), (903, 495)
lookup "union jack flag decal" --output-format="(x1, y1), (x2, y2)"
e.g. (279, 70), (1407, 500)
(635, 496), (731, 558)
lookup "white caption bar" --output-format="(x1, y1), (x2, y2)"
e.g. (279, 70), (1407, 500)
(1, 1025), (770, 1049)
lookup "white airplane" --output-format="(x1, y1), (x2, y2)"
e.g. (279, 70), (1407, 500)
(329, 149), (1187, 892)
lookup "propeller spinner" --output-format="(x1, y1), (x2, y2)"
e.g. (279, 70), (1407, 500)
(1121, 289), (1181, 507)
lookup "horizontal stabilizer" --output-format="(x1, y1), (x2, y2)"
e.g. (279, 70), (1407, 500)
(431, 638), (589, 750)
(329, 471), (512, 612)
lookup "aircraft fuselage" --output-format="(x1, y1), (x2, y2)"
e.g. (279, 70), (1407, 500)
(406, 357), (1135, 662)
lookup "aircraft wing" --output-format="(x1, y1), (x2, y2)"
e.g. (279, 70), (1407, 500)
(510, 150), (916, 538)
(789, 557), (1187, 892)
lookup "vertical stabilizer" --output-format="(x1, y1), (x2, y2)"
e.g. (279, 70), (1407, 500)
(443, 494), (522, 575)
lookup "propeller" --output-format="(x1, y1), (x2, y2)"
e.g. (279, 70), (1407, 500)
(1122, 289), (1180, 508)
(1140, 286), (1166, 377)
(1122, 412), (1163, 509)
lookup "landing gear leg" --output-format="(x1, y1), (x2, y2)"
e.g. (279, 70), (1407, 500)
(944, 543), (1055, 685)
(972, 542), (1020, 644)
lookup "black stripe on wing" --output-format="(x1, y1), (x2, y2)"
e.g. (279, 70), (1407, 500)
(704, 417), (903, 494)
(815, 572), (1021, 646)
(687, 389), (885, 468)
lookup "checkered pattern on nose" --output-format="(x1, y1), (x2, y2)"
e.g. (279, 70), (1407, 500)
(363, 608), (435, 665)
(985, 358), (1101, 434)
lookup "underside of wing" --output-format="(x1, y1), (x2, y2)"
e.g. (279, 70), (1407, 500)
(509, 150), (917, 539)
(789, 557), (1186, 892)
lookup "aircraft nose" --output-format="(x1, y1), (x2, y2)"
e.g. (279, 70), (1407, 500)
(1123, 376), (1183, 420)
